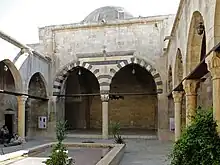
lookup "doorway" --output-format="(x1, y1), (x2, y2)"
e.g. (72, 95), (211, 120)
(5, 114), (13, 134)
(25, 110), (28, 136)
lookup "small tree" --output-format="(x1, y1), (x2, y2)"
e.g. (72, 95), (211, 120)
(44, 120), (72, 165)
(169, 108), (220, 165)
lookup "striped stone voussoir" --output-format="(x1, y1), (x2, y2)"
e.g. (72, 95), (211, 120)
(99, 57), (163, 94)
(53, 61), (99, 95)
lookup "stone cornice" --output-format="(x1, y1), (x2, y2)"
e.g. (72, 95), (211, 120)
(0, 30), (29, 49)
(0, 30), (51, 64)
(165, 0), (185, 52)
(40, 15), (171, 32)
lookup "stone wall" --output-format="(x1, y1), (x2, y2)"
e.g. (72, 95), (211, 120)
(0, 62), (18, 133)
(26, 73), (48, 138)
(197, 73), (213, 109)
(37, 15), (174, 77)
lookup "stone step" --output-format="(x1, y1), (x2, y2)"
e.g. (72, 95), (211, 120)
(67, 134), (157, 140)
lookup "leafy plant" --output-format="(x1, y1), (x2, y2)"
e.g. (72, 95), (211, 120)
(110, 122), (125, 144)
(44, 120), (73, 165)
(56, 120), (67, 143)
(169, 107), (220, 165)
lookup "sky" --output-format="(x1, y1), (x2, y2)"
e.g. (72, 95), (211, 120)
(0, 0), (180, 60)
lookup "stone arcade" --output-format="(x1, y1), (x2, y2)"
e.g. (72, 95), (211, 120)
(1, 1), (220, 141)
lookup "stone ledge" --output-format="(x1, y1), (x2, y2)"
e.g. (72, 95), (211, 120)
(0, 142), (125, 165)
(96, 144), (125, 165)
(0, 150), (28, 162)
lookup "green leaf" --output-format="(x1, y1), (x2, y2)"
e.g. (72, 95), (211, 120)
(169, 107), (220, 165)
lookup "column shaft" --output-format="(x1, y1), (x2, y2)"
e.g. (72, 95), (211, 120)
(17, 95), (28, 139)
(101, 94), (109, 139)
(172, 91), (183, 141)
(212, 78), (220, 130)
(183, 80), (200, 126)
(206, 52), (220, 133)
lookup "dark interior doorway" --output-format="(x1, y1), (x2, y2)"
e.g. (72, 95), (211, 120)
(5, 114), (13, 134)
(25, 110), (28, 136)
(65, 67), (100, 131)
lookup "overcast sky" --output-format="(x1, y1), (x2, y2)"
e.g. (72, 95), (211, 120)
(0, 0), (180, 60)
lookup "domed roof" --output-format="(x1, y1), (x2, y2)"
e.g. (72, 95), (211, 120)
(81, 6), (133, 23)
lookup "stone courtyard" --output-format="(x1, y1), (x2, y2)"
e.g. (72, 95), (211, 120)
(0, 0), (220, 164)
(0, 138), (172, 165)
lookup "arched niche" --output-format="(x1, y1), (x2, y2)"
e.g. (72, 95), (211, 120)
(174, 49), (183, 87)
(26, 72), (48, 137)
(63, 67), (100, 132)
(185, 11), (206, 77)
(0, 60), (22, 134)
(109, 63), (158, 134)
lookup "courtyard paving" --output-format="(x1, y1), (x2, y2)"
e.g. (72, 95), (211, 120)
(0, 137), (173, 165)
(120, 139), (172, 165)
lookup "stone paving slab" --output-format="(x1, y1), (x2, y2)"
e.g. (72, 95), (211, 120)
(120, 139), (172, 165)
(1, 137), (173, 165)
(8, 157), (47, 165)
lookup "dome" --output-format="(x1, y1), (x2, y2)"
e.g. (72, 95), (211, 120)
(81, 6), (133, 23)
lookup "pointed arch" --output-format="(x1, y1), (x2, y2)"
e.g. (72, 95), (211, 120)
(174, 49), (183, 87)
(0, 59), (22, 92)
(168, 65), (173, 92)
(53, 61), (100, 95)
(214, 0), (220, 45)
(185, 11), (206, 77)
(27, 72), (48, 97)
(99, 57), (163, 94)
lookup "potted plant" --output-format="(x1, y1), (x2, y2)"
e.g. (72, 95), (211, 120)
(43, 120), (74, 165)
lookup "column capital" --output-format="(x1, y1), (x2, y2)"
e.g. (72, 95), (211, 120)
(50, 96), (57, 102)
(101, 94), (109, 102)
(183, 79), (200, 96)
(205, 52), (220, 80)
(17, 95), (28, 102)
(172, 91), (184, 103)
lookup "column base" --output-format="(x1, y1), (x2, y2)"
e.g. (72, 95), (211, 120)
(102, 135), (109, 140)
(158, 129), (174, 141)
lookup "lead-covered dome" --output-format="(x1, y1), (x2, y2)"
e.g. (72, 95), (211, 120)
(81, 6), (133, 23)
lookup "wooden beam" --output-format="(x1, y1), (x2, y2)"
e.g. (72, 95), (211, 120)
(0, 89), (48, 101)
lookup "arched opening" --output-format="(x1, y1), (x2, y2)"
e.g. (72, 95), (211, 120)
(197, 33), (212, 108)
(64, 67), (100, 132)
(214, 1), (220, 45)
(168, 65), (173, 92)
(0, 60), (19, 134)
(27, 72), (47, 138)
(174, 49), (183, 87)
(185, 11), (206, 76)
(109, 63), (158, 134)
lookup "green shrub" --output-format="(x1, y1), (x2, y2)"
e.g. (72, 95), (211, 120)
(110, 122), (125, 144)
(44, 120), (73, 165)
(169, 108), (220, 165)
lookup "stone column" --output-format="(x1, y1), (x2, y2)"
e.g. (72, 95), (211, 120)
(172, 91), (183, 141)
(17, 95), (28, 139)
(47, 96), (57, 138)
(183, 79), (200, 126)
(101, 94), (109, 139)
(205, 52), (220, 133)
